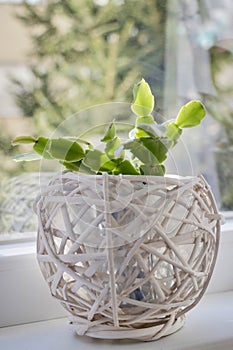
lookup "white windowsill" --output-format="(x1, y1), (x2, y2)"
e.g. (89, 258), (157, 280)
(0, 291), (233, 350)
(0, 215), (233, 347)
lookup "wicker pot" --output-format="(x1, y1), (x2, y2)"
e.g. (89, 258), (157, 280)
(35, 172), (221, 341)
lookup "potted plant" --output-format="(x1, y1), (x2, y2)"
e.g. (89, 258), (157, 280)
(12, 79), (221, 341)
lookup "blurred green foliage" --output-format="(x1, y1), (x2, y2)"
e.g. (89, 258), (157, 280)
(204, 47), (233, 147)
(13, 0), (167, 132)
(203, 46), (233, 210)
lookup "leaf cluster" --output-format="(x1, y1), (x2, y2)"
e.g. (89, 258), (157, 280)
(12, 79), (206, 176)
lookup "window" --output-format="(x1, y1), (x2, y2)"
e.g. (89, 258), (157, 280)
(0, 0), (233, 327)
(0, 1), (232, 234)
(164, 0), (233, 212)
(0, 1), (233, 238)
(0, 1), (42, 3)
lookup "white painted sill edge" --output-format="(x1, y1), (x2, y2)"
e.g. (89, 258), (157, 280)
(0, 217), (232, 328)
(0, 291), (233, 350)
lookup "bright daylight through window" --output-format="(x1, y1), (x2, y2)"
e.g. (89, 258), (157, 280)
(0, 0), (232, 244)
(0, 3), (233, 347)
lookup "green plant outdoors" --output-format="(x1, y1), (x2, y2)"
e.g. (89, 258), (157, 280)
(204, 47), (233, 148)
(202, 48), (233, 210)
(12, 0), (166, 132)
(12, 79), (206, 176)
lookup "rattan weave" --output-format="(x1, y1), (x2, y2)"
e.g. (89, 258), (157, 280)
(35, 172), (221, 341)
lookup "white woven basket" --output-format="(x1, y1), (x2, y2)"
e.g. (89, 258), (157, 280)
(35, 172), (221, 341)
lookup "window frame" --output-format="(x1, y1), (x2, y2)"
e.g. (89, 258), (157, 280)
(0, 0), (233, 329)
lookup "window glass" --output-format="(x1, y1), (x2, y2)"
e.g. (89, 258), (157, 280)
(0, 0), (232, 239)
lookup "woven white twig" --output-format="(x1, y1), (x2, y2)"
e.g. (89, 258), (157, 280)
(35, 172), (221, 341)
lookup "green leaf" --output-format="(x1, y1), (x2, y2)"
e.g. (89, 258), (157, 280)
(133, 116), (156, 137)
(131, 78), (154, 117)
(100, 160), (117, 172)
(114, 160), (140, 175)
(13, 152), (42, 162)
(82, 149), (111, 172)
(137, 123), (167, 138)
(136, 115), (155, 126)
(175, 100), (206, 128)
(105, 136), (122, 159)
(140, 137), (172, 163)
(61, 160), (96, 174)
(48, 138), (85, 162)
(61, 160), (81, 172)
(123, 139), (159, 165)
(64, 137), (93, 149)
(12, 136), (36, 145)
(163, 121), (182, 145)
(33, 136), (53, 159)
(140, 164), (165, 176)
(101, 122), (116, 142)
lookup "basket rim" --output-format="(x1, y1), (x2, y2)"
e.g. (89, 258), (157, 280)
(53, 171), (202, 182)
